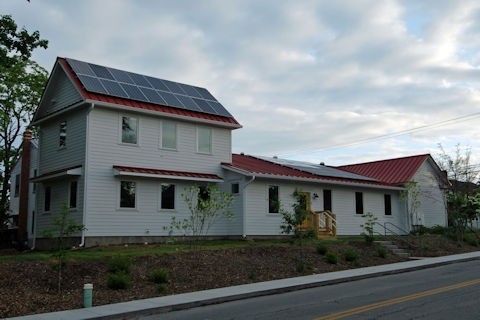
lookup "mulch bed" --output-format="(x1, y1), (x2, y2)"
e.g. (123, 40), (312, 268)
(0, 239), (478, 318)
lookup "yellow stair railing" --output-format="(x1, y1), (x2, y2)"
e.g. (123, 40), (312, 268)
(298, 210), (337, 238)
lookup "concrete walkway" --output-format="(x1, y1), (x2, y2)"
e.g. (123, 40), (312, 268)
(9, 251), (480, 320)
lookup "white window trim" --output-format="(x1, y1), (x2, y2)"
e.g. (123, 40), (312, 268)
(196, 126), (213, 155)
(158, 183), (176, 211)
(119, 115), (139, 146)
(117, 180), (138, 210)
(159, 121), (178, 151)
(58, 120), (67, 149)
(266, 185), (280, 215)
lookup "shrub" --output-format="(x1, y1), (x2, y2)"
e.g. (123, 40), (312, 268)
(464, 234), (479, 247)
(107, 272), (131, 290)
(344, 248), (358, 262)
(325, 252), (338, 264)
(157, 283), (167, 293)
(108, 256), (132, 275)
(316, 244), (328, 255)
(377, 247), (388, 258)
(149, 268), (169, 284)
(247, 270), (256, 280)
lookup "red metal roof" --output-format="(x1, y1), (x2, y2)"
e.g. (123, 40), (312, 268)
(113, 165), (223, 181)
(57, 58), (241, 127)
(222, 154), (398, 187)
(336, 154), (430, 185)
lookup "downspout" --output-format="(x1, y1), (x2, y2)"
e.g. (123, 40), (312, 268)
(242, 175), (256, 238)
(79, 103), (94, 247)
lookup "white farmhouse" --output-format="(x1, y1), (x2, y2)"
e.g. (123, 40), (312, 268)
(10, 58), (449, 248)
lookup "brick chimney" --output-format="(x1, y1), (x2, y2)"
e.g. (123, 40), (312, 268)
(17, 130), (32, 243)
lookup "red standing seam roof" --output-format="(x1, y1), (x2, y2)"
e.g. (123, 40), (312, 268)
(57, 58), (241, 127)
(335, 154), (430, 185)
(113, 165), (223, 181)
(222, 154), (398, 187)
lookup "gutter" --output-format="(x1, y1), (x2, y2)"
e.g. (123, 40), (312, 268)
(79, 103), (94, 247)
(242, 175), (256, 238)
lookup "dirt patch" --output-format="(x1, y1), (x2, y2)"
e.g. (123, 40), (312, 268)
(0, 239), (478, 318)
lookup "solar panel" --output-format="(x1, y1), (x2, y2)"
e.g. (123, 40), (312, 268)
(77, 75), (108, 94)
(128, 72), (152, 88)
(109, 68), (135, 84)
(100, 79), (129, 98)
(90, 64), (115, 80)
(120, 83), (148, 101)
(139, 87), (167, 105)
(65, 57), (233, 118)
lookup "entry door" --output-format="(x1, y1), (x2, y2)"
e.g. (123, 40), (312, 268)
(298, 192), (311, 229)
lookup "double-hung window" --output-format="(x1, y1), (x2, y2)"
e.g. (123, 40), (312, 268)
(44, 186), (51, 212)
(323, 189), (332, 211)
(14, 174), (20, 197)
(268, 185), (279, 214)
(197, 127), (212, 154)
(160, 183), (175, 210)
(161, 121), (177, 150)
(120, 181), (136, 208)
(121, 116), (138, 144)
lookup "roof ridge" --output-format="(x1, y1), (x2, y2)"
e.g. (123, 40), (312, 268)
(337, 153), (430, 167)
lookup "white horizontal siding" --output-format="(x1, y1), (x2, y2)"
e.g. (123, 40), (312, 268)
(36, 66), (82, 119)
(38, 108), (86, 174)
(413, 161), (447, 227)
(244, 179), (408, 236)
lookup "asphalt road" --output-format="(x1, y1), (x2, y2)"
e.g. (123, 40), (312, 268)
(142, 259), (480, 320)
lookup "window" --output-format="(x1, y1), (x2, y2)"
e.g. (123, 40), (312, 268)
(197, 127), (212, 154)
(44, 186), (51, 212)
(323, 189), (332, 211)
(32, 169), (37, 194)
(161, 121), (177, 150)
(59, 121), (67, 147)
(121, 116), (138, 144)
(160, 184), (175, 210)
(120, 181), (136, 208)
(384, 194), (392, 215)
(69, 181), (78, 209)
(268, 185), (279, 213)
(231, 183), (240, 194)
(14, 174), (20, 197)
(355, 192), (363, 215)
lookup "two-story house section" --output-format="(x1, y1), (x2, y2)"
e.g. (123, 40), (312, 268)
(31, 57), (241, 248)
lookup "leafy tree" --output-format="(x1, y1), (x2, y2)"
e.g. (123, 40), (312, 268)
(437, 144), (480, 241)
(0, 15), (48, 228)
(165, 184), (234, 250)
(42, 203), (85, 293)
(280, 189), (309, 237)
(400, 181), (422, 230)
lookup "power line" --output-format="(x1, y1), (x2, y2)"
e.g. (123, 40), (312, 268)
(282, 111), (480, 156)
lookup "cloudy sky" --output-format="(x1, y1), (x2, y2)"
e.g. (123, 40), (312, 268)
(4, 0), (480, 166)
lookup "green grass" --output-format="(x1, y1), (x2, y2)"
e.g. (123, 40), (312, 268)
(0, 237), (368, 262)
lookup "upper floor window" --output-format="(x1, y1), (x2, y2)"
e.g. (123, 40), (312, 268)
(14, 174), (20, 197)
(268, 185), (279, 214)
(355, 192), (363, 215)
(197, 127), (212, 154)
(69, 180), (78, 209)
(161, 121), (177, 150)
(32, 169), (37, 194)
(121, 116), (138, 144)
(160, 183), (175, 210)
(384, 194), (392, 215)
(231, 183), (240, 194)
(59, 121), (67, 148)
(120, 181), (136, 208)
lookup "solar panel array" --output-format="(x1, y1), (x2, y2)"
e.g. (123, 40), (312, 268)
(65, 58), (232, 118)
(257, 156), (378, 181)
